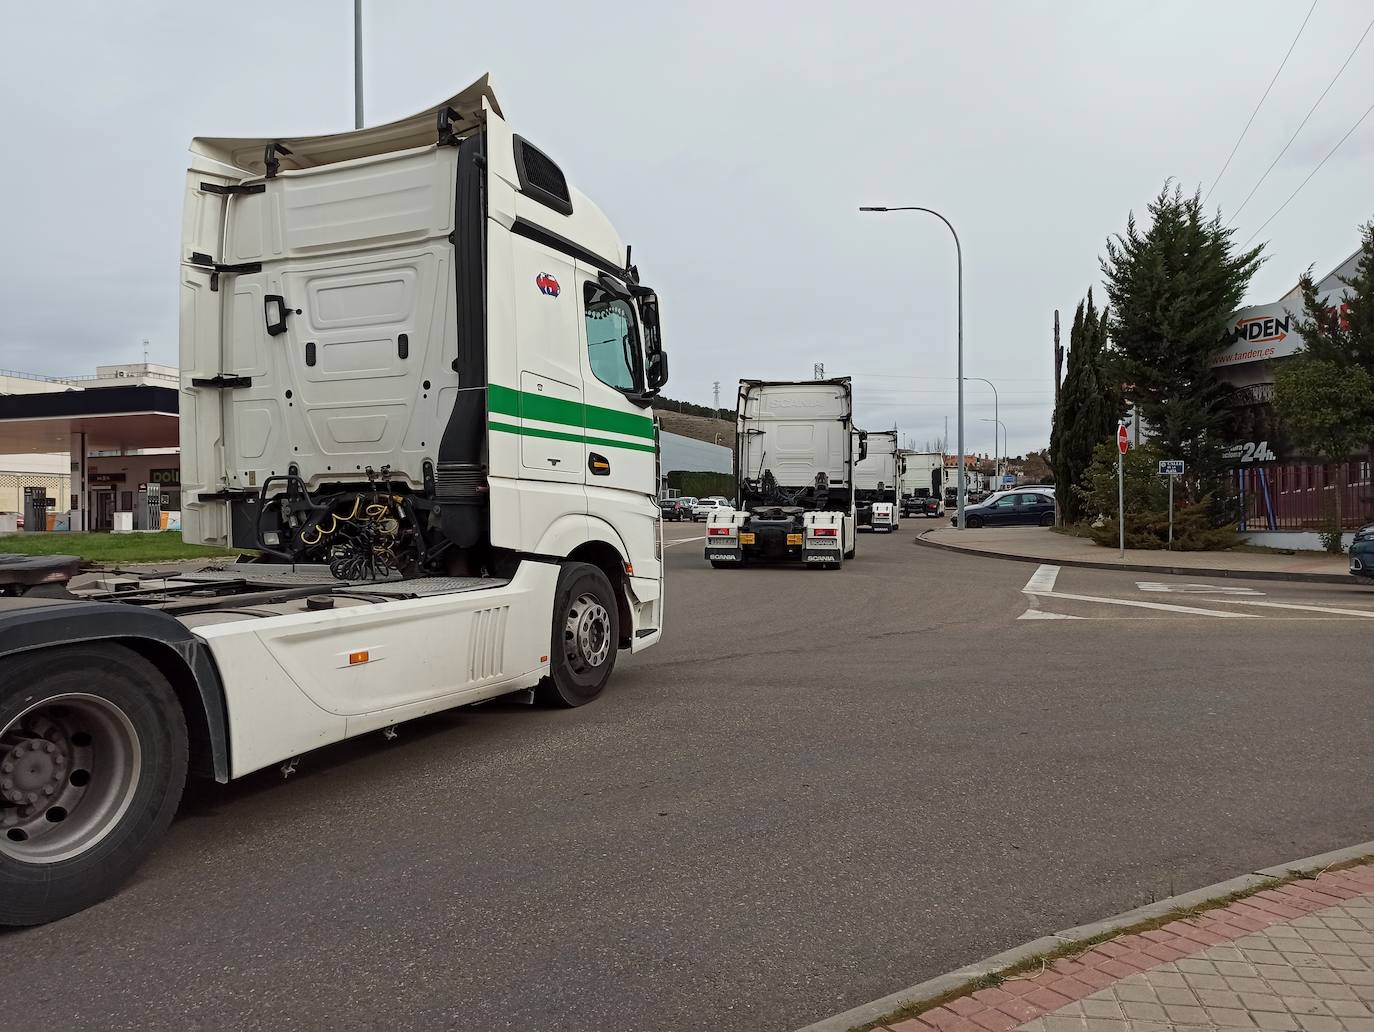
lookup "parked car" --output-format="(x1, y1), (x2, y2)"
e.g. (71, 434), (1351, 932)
(691, 496), (731, 522)
(658, 498), (687, 521)
(903, 493), (941, 518)
(1350, 523), (1374, 582)
(950, 491), (1056, 528)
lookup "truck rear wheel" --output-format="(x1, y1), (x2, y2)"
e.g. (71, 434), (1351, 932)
(0, 644), (188, 926)
(537, 562), (620, 708)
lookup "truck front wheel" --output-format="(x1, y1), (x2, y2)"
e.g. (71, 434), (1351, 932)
(538, 563), (620, 708)
(0, 644), (188, 926)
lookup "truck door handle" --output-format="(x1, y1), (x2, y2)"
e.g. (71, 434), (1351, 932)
(264, 295), (295, 336)
(589, 453), (611, 476)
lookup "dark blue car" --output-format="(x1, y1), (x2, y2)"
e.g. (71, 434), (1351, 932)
(950, 490), (1056, 529)
(1350, 523), (1374, 582)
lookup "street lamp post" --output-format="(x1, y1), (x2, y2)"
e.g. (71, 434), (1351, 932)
(859, 205), (966, 530)
(980, 418), (1008, 487)
(965, 376), (999, 481)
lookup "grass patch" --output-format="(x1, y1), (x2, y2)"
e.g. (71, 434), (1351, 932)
(0, 531), (240, 564)
(850, 856), (1373, 1032)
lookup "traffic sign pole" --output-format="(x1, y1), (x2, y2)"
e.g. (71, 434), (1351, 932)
(1156, 460), (1185, 550)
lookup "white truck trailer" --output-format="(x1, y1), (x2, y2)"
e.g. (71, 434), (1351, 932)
(0, 75), (669, 925)
(854, 430), (903, 532)
(704, 379), (857, 569)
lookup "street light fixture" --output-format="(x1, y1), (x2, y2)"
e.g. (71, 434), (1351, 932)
(859, 205), (966, 529)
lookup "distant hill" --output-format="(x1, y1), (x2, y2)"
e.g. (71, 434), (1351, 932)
(658, 409), (735, 450)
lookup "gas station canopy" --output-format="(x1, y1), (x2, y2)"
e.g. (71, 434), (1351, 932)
(0, 385), (178, 454)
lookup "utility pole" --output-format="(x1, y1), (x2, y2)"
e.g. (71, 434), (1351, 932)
(1053, 309), (1063, 408)
(353, 0), (365, 129)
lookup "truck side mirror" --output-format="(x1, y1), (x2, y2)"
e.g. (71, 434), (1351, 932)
(858, 432), (868, 463)
(647, 350), (669, 390)
(640, 294), (668, 391)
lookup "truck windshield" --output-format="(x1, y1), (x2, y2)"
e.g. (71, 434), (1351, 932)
(585, 285), (640, 392)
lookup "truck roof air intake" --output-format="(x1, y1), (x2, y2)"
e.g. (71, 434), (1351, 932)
(513, 136), (573, 216)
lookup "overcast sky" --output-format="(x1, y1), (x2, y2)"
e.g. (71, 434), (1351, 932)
(3, 0), (1372, 456)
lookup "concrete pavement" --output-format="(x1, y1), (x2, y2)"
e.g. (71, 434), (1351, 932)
(4, 524), (1373, 1031)
(919, 526), (1354, 583)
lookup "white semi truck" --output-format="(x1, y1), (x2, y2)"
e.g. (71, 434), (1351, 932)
(902, 451), (947, 517)
(704, 379), (857, 569)
(854, 430), (903, 532)
(0, 76), (668, 925)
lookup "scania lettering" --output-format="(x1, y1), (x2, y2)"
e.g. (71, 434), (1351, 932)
(854, 429), (902, 532)
(0, 76), (669, 925)
(705, 379), (857, 570)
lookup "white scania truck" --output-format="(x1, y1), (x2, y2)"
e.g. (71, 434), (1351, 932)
(704, 379), (857, 569)
(854, 429), (903, 532)
(0, 75), (668, 925)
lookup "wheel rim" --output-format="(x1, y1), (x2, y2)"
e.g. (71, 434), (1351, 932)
(0, 694), (142, 864)
(564, 592), (612, 674)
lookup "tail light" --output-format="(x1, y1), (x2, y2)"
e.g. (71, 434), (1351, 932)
(811, 526), (838, 537)
(708, 526), (733, 536)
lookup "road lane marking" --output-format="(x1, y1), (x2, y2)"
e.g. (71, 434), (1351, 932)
(1023, 564), (1061, 593)
(1137, 582), (1265, 595)
(664, 536), (706, 548)
(1034, 590), (1261, 618)
(1019, 565), (1085, 619)
(1206, 598), (1374, 618)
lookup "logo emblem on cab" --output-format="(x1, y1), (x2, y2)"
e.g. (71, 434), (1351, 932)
(536, 272), (560, 297)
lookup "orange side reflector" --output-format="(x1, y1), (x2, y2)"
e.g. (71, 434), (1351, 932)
(540, 655), (549, 663)
(349, 650), (369, 666)
(623, 562), (635, 576)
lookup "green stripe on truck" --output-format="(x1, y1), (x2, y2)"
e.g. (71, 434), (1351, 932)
(489, 420), (657, 454)
(487, 384), (655, 439)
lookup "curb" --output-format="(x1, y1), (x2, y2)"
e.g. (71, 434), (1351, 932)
(792, 838), (1374, 1032)
(914, 530), (1353, 586)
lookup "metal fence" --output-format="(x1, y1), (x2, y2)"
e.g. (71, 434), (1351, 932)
(1237, 461), (1374, 531)
(0, 472), (72, 519)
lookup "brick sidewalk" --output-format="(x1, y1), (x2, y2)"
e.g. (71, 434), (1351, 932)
(878, 864), (1374, 1032)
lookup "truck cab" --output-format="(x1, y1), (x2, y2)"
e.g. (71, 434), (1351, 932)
(0, 76), (670, 927)
(705, 378), (857, 569)
(854, 430), (902, 532)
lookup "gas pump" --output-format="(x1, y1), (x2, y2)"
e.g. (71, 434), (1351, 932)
(22, 487), (51, 532)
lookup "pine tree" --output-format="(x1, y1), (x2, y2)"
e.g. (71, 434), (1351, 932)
(1101, 183), (1264, 510)
(1050, 289), (1118, 522)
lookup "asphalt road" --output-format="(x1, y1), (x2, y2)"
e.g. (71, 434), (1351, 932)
(5, 523), (1374, 1032)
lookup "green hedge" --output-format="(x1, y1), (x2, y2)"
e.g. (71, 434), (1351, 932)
(664, 471), (736, 499)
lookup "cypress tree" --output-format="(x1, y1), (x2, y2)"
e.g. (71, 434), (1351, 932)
(1051, 289), (1118, 523)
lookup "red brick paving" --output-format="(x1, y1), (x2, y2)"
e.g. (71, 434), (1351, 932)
(870, 861), (1374, 1032)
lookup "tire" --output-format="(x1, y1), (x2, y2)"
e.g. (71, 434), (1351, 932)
(537, 562), (620, 708)
(0, 644), (188, 926)
(966, 515), (984, 529)
(1039, 512), (1055, 527)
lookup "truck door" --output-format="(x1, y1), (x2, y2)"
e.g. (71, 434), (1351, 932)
(575, 263), (656, 500)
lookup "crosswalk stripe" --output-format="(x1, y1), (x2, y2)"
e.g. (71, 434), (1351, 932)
(1034, 590), (1261, 618)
